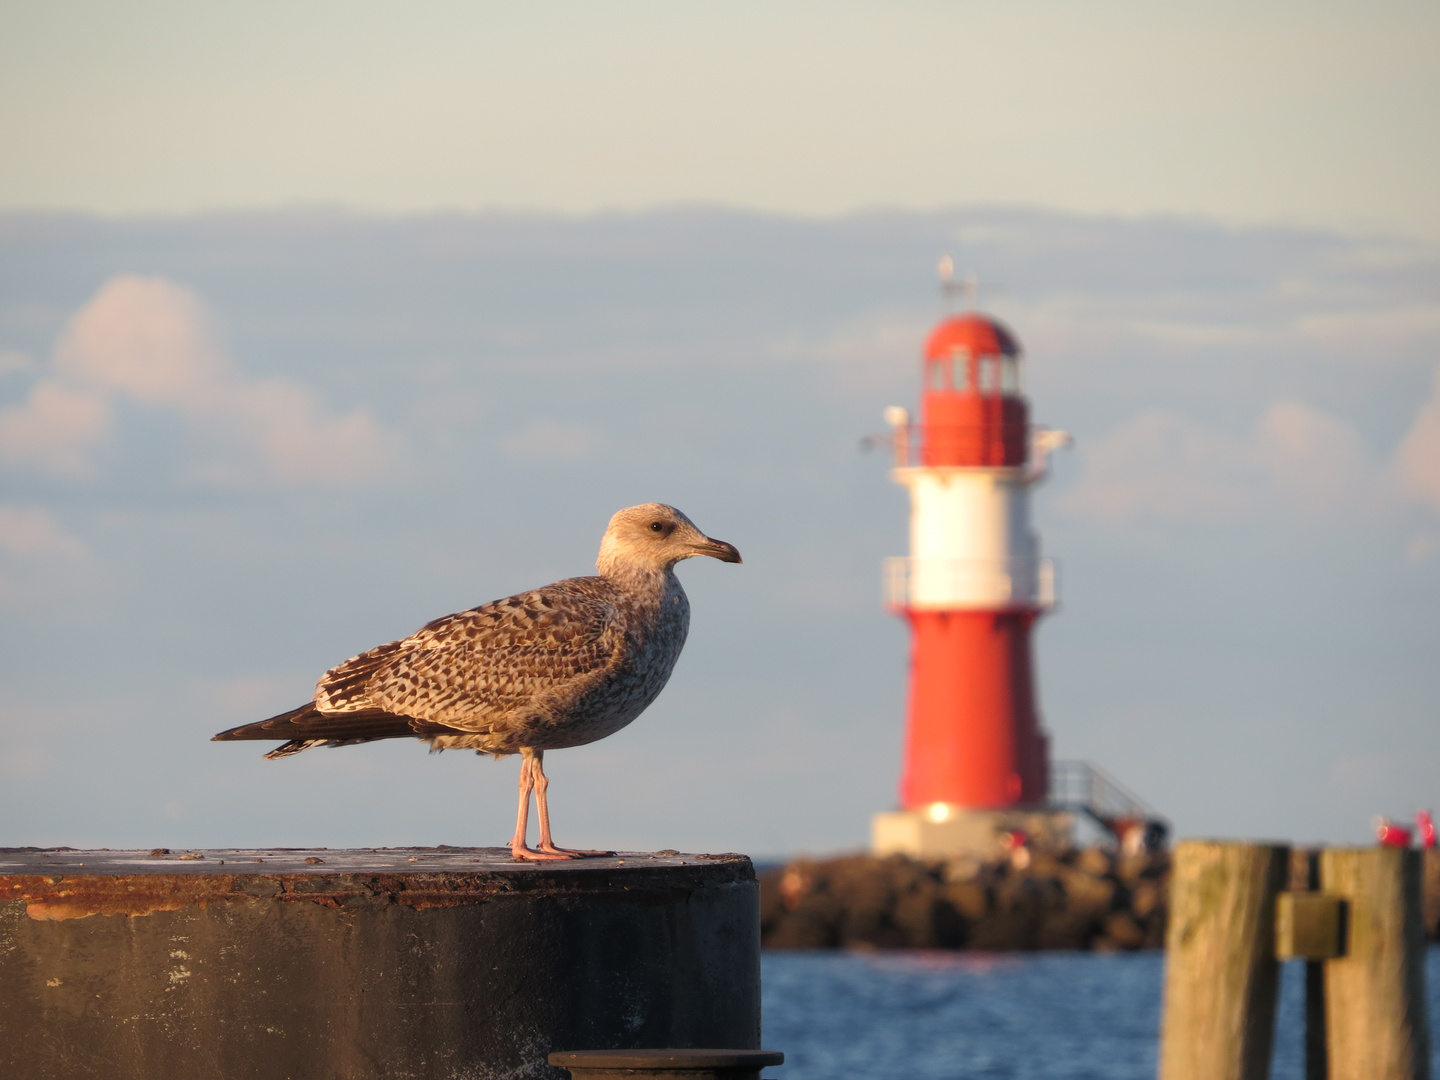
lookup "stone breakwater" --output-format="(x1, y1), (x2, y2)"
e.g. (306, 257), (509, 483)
(761, 847), (1440, 952)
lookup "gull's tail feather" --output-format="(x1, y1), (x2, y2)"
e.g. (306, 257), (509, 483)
(212, 702), (466, 758)
(264, 738), (329, 760)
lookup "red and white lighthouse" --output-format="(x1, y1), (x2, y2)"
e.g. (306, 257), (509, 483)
(873, 305), (1071, 857)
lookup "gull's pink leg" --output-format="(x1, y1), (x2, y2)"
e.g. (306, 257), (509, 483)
(532, 749), (612, 858)
(510, 749), (572, 861)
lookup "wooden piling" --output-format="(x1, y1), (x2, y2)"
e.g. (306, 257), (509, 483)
(1302, 850), (1327, 1080)
(1157, 840), (1289, 1080)
(1320, 847), (1432, 1080)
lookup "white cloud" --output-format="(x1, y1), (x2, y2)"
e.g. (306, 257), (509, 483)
(1394, 365), (1440, 512)
(53, 276), (224, 404)
(1056, 410), (1262, 527)
(0, 503), (97, 612)
(0, 381), (110, 475)
(1254, 400), (1374, 513)
(1059, 400), (1377, 528)
(185, 377), (398, 488)
(2, 274), (401, 487)
(0, 504), (86, 559)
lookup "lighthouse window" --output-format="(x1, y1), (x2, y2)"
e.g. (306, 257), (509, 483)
(951, 355), (970, 392)
(978, 356), (1000, 394)
(931, 362), (948, 390)
(1001, 356), (1021, 395)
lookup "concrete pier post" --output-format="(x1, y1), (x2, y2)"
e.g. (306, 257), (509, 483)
(0, 847), (761, 1080)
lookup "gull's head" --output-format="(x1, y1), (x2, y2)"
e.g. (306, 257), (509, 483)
(597, 503), (742, 576)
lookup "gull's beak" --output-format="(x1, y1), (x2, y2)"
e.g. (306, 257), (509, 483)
(693, 537), (742, 564)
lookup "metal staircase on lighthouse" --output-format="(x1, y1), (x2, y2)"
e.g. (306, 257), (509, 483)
(871, 299), (1139, 858)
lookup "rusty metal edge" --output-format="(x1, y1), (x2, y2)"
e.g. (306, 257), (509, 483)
(0, 856), (755, 921)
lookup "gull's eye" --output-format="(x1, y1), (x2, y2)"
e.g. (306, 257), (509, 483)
(650, 521), (665, 533)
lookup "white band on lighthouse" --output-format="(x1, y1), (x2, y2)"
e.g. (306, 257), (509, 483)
(888, 464), (1052, 611)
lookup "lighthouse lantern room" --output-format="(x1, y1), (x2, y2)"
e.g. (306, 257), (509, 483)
(872, 305), (1074, 859)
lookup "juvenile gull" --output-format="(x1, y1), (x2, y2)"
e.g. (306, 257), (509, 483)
(213, 503), (741, 861)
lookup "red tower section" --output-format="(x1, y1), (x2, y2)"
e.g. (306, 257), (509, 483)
(918, 316), (1027, 468)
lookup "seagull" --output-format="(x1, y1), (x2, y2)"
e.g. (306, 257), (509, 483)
(212, 503), (741, 861)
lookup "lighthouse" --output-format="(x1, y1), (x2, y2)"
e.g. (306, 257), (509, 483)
(872, 302), (1075, 858)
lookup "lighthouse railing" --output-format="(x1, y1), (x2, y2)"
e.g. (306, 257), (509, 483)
(883, 424), (1069, 471)
(887, 423), (1031, 468)
(1049, 760), (1168, 836)
(883, 556), (1055, 612)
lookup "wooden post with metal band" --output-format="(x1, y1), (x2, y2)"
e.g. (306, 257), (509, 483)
(1160, 840), (1432, 1080)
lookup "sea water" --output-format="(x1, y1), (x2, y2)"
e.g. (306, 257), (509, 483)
(762, 947), (1440, 1080)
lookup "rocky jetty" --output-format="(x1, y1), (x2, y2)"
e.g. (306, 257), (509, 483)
(761, 847), (1440, 952)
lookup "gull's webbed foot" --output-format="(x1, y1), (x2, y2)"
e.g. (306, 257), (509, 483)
(510, 842), (579, 862)
(537, 843), (614, 858)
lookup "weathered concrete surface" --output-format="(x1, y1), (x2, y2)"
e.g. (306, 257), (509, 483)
(0, 848), (760, 1080)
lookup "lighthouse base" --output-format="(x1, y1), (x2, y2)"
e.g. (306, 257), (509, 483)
(872, 808), (1074, 861)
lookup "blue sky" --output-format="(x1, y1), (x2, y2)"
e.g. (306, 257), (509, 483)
(0, 3), (1437, 853)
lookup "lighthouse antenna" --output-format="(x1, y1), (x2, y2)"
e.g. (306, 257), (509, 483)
(936, 256), (986, 313)
(937, 254), (964, 313)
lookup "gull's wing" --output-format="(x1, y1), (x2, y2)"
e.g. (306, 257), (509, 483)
(323, 577), (623, 729)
